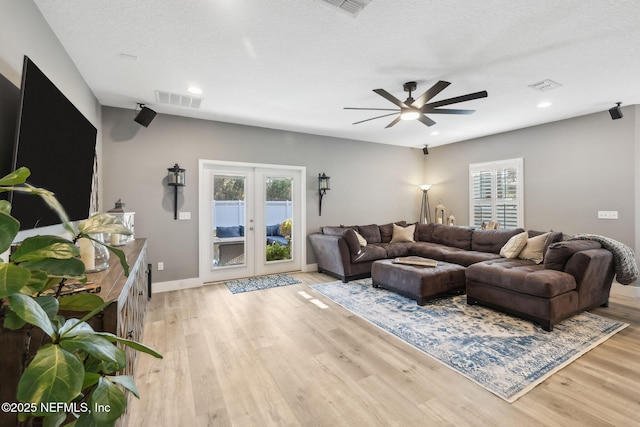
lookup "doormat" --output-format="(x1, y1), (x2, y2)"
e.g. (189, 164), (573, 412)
(311, 279), (628, 402)
(225, 274), (301, 294)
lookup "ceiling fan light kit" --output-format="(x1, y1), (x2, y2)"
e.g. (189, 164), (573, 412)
(345, 80), (488, 128)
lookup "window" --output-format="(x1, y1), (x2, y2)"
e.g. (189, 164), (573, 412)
(469, 158), (523, 228)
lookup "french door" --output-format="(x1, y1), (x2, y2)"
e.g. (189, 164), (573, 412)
(199, 160), (305, 283)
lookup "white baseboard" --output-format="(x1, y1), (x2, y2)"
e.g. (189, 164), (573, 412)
(152, 277), (203, 293)
(610, 282), (640, 298)
(304, 263), (318, 273)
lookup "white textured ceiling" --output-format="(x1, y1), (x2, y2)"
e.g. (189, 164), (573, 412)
(34, 0), (640, 148)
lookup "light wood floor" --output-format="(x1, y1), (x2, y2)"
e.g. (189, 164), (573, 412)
(127, 272), (640, 426)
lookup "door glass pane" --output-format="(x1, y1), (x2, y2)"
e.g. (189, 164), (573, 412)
(211, 174), (246, 269)
(265, 176), (292, 263)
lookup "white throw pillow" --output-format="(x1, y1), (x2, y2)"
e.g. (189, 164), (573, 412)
(390, 223), (416, 243)
(518, 232), (551, 264)
(500, 231), (529, 258)
(354, 230), (367, 247)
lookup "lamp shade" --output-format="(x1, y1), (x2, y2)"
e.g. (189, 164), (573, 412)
(419, 184), (431, 191)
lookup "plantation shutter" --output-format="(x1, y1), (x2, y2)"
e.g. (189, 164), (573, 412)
(469, 158), (523, 228)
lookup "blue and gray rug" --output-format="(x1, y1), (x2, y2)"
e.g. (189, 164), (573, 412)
(311, 279), (628, 402)
(225, 273), (301, 294)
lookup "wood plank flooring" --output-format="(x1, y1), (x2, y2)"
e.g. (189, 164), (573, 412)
(127, 272), (640, 426)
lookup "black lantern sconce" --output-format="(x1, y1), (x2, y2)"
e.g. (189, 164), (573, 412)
(167, 163), (185, 220)
(318, 173), (331, 216)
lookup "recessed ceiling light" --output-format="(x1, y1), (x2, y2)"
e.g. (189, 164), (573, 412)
(188, 86), (203, 95)
(430, 131), (439, 136)
(537, 101), (552, 108)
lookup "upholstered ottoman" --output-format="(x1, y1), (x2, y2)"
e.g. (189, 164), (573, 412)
(371, 258), (466, 305)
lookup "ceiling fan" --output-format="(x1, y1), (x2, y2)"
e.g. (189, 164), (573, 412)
(344, 81), (488, 128)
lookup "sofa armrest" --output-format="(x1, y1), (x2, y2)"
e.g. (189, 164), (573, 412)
(563, 248), (615, 309)
(308, 233), (354, 279)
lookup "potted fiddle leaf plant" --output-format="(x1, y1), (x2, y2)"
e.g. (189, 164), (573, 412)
(0, 167), (162, 427)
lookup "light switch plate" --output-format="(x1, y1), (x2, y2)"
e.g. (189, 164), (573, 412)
(597, 211), (618, 220)
(178, 211), (191, 220)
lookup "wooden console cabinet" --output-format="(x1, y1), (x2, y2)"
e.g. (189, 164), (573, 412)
(0, 238), (150, 426)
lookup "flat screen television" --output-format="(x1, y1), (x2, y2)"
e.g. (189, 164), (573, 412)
(11, 56), (97, 230)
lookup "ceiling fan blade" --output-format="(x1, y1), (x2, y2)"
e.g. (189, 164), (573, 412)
(425, 90), (488, 109)
(385, 116), (403, 128)
(417, 114), (436, 127)
(373, 88), (409, 108)
(411, 80), (451, 108)
(422, 108), (476, 115)
(352, 112), (399, 125)
(344, 107), (400, 111)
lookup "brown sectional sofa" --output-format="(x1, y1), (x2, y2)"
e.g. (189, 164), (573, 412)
(308, 222), (615, 331)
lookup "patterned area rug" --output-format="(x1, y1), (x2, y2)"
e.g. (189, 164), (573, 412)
(225, 273), (301, 294)
(311, 279), (628, 402)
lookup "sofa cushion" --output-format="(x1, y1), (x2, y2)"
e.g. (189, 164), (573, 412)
(444, 250), (502, 267)
(528, 230), (563, 255)
(377, 242), (413, 258)
(358, 224), (381, 244)
(390, 223), (416, 243)
(415, 223), (435, 242)
(379, 221), (407, 243)
(472, 227), (525, 253)
(544, 240), (602, 271)
(499, 231), (529, 258)
(431, 224), (473, 250)
(216, 226), (242, 238)
(266, 224), (282, 236)
(352, 244), (387, 263)
(323, 226), (362, 257)
(466, 258), (577, 298)
(409, 241), (463, 261)
(518, 232), (550, 264)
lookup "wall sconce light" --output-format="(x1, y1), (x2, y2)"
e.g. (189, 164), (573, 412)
(418, 184), (431, 224)
(318, 173), (331, 216)
(167, 163), (185, 220)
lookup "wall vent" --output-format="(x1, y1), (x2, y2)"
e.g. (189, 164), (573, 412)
(155, 91), (203, 109)
(316, 0), (372, 17)
(527, 79), (562, 92)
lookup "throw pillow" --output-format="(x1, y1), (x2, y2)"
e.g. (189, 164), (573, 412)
(390, 223), (416, 243)
(354, 230), (367, 247)
(518, 232), (551, 264)
(499, 231), (528, 258)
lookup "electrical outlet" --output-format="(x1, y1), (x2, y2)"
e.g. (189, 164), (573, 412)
(157, 262), (164, 271)
(178, 211), (191, 220)
(597, 211), (619, 220)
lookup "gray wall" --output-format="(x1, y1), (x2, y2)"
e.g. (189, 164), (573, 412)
(0, 0), (102, 239)
(425, 106), (637, 253)
(101, 107), (424, 282)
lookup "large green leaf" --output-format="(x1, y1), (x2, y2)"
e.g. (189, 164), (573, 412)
(0, 263), (31, 298)
(87, 377), (126, 424)
(0, 166), (30, 186)
(107, 375), (139, 398)
(11, 235), (79, 262)
(0, 199), (10, 215)
(95, 332), (163, 359)
(59, 333), (122, 364)
(9, 293), (56, 337)
(16, 344), (84, 409)
(79, 213), (132, 236)
(21, 257), (86, 279)
(35, 295), (60, 320)
(0, 210), (20, 254)
(2, 308), (26, 330)
(18, 270), (51, 295)
(58, 293), (105, 312)
(58, 318), (95, 338)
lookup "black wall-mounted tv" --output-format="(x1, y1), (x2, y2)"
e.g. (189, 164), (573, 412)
(11, 56), (97, 230)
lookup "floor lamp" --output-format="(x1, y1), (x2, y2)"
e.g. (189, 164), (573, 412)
(419, 184), (432, 224)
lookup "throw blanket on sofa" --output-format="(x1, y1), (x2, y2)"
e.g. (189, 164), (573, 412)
(565, 234), (639, 284)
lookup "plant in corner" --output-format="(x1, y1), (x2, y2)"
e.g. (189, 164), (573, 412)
(0, 167), (162, 427)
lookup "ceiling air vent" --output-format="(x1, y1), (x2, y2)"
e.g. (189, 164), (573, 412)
(316, 0), (372, 17)
(527, 79), (562, 92)
(155, 91), (202, 109)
